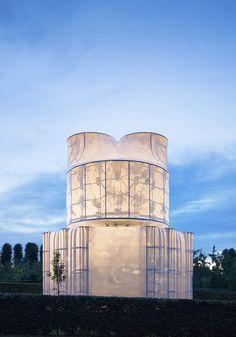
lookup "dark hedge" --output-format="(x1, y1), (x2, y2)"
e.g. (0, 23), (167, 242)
(0, 282), (42, 294)
(1, 282), (236, 303)
(0, 294), (235, 337)
(194, 288), (236, 302)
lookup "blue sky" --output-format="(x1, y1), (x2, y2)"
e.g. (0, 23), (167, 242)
(0, 0), (235, 252)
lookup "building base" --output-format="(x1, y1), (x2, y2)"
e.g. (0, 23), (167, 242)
(43, 222), (193, 299)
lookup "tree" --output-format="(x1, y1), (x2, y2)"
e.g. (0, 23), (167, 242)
(13, 244), (23, 264)
(25, 242), (38, 263)
(209, 245), (225, 288)
(221, 248), (236, 290)
(1, 243), (12, 266)
(40, 245), (43, 263)
(48, 251), (66, 295)
(193, 249), (211, 288)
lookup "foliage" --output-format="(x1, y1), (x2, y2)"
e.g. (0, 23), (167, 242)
(193, 249), (211, 288)
(13, 243), (23, 264)
(40, 244), (43, 262)
(221, 248), (236, 290)
(0, 261), (42, 283)
(0, 294), (235, 337)
(48, 251), (66, 295)
(24, 242), (39, 263)
(194, 288), (236, 302)
(193, 246), (236, 290)
(0, 243), (12, 266)
(0, 242), (42, 283)
(0, 282), (42, 294)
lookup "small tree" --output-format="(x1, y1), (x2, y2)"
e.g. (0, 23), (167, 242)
(48, 251), (66, 295)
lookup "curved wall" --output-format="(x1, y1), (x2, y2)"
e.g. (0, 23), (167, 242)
(67, 132), (168, 169)
(66, 160), (169, 225)
(43, 225), (193, 298)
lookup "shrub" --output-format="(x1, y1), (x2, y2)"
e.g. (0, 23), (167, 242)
(0, 282), (42, 294)
(0, 294), (235, 336)
(194, 288), (236, 302)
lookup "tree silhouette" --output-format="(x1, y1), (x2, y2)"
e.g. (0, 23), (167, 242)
(221, 248), (236, 290)
(1, 243), (12, 266)
(209, 245), (225, 288)
(193, 249), (211, 288)
(25, 242), (38, 263)
(40, 245), (43, 263)
(13, 244), (23, 264)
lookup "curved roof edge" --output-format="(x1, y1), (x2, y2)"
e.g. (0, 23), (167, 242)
(67, 132), (114, 142)
(122, 132), (168, 141)
(67, 131), (168, 142)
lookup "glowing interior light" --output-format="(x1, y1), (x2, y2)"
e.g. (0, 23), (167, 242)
(43, 132), (193, 298)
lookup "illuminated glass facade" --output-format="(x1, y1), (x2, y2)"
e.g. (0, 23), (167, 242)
(43, 132), (193, 298)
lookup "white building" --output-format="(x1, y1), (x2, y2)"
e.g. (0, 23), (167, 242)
(43, 132), (193, 298)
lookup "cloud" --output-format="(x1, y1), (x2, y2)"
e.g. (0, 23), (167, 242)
(171, 188), (235, 218)
(0, 1), (235, 253)
(196, 231), (236, 240)
(0, 213), (65, 234)
(0, 174), (66, 241)
(17, 214), (65, 227)
(0, 2), (236, 195)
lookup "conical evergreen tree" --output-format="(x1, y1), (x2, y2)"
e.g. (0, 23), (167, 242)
(13, 243), (23, 264)
(1, 243), (12, 265)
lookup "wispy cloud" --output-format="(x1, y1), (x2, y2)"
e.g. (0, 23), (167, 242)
(0, 174), (65, 242)
(0, 213), (66, 234)
(196, 231), (236, 240)
(171, 189), (235, 218)
(17, 214), (65, 227)
(0, 1), (236, 194)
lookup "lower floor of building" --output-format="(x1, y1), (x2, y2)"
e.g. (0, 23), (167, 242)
(43, 220), (193, 299)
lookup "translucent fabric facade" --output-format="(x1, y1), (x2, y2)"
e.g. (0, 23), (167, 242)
(43, 132), (193, 299)
(66, 161), (169, 224)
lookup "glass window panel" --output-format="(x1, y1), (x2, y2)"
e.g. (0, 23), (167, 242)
(72, 203), (85, 221)
(164, 172), (169, 195)
(72, 188), (84, 205)
(71, 166), (85, 190)
(85, 162), (105, 218)
(150, 166), (166, 220)
(150, 202), (164, 220)
(130, 162), (149, 218)
(106, 161), (128, 217)
(67, 160), (169, 223)
(70, 166), (85, 221)
(150, 166), (164, 189)
(164, 191), (169, 209)
(151, 188), (163, 204)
